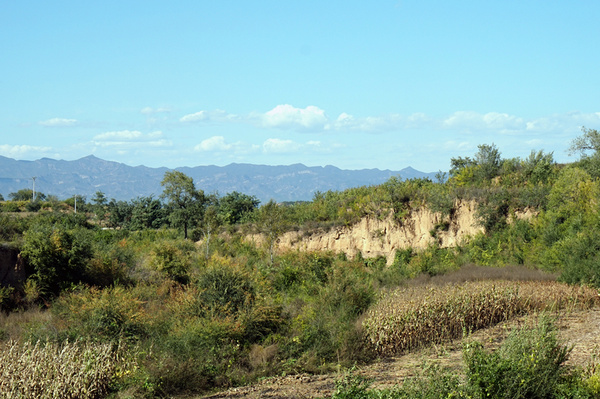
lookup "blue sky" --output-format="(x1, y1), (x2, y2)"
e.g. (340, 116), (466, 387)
(1, 1), (599, 173)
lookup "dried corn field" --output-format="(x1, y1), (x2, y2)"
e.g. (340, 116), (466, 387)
(0, 340), (121, 399)
(362, 280), (600, 356)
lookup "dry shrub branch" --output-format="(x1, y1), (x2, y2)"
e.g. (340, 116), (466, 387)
(0, 340), (120, 399)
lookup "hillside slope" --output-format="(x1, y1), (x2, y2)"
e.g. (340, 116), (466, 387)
(272, 201), (483, 263)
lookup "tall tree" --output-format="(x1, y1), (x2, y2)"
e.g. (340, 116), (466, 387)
(9, 189), (46, 201)
(92, 191), (108, 222)
(218, 191), (260, 224)
(569, 127), (600, 178)
(161, 171), (206, 239)
(474, 143), (502, 181)
(568, 127), (600, 157)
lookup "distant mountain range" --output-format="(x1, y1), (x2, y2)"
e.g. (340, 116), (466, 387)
(0, 155), (439, 203)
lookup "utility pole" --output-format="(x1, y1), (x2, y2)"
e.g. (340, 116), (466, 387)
(74, 196), (77, 213)
(32, 177), (36, 201)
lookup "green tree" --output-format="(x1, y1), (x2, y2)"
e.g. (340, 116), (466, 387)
(474, 143), (502, 181)
(161, 171), (206, 239)
(92, 191), (108, 221)
(569, 127), (600, 178)
(218, 191), (260, 224)
(522, 150), (555, 185)
(568, 126), (600, 157)
(9, 189), (36, 201)
(449, 156), (476, 178)
(547, 167), (598, 222)
(449, 144), (502, 185)
(92, 191), (107, 206)
(107, 199), (133, 229)
(129, 196), (167, 230)
(21, 223), (93, 297)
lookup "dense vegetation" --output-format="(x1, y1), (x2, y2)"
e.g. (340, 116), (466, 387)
(1, 128), (600, 398)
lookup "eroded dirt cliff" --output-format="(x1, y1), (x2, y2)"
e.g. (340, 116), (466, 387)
(275, 200), (483, 264)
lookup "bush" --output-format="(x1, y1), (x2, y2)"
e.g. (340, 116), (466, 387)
(2, 201), (25, 212)
(151, 239), (195, 284)
(0, 213), (29, 241)
(197, 263), (256, 317)
(329, 317), (592, 399)
(463, 315), (570, 399)
(25, 200), (42, 212)
(21, 223), (93, 297)
(52, 286), (150, 342)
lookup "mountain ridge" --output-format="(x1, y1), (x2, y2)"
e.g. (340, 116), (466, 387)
(0, 155), (439, 203)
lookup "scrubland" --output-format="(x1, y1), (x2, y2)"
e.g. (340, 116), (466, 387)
(2, 137), (600, 397)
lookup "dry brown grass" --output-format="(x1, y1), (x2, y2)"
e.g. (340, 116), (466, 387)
(362, 280), (599, 357)
(0, 339), (120, 399)
(0, 307), (53, 341)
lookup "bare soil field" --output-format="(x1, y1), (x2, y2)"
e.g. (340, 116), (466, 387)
(201, 307), (600, 399)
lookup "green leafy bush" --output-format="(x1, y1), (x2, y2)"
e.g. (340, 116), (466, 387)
(21, 223), (93, 297)
(52, 286), (150, 342)
(463, 316), (570, 399)
(151, 239), (195, 284)
(197, 263), (256, 317)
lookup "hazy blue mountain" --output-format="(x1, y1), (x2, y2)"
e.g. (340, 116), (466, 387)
(0, 155), (439, 203)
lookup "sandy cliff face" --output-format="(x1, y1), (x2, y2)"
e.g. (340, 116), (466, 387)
(276, 201), (483, 264)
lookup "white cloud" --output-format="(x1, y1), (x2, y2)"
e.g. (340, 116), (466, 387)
(180, 111), (209, 122)
(526, 112), (600, 133)
(443, 111), (525, 132)
(263, 138), (301, 153)
(195, 136), (233, 152)
(262, 104), (328, 131)
(170, 106), (600, 138)
(93, 130), (143, 140)
(180, 109), (231, 123)
(39, 118), (78, 127)
(92, 130), (170, 148)
(326, 112), (430, 132)
(328, 112), (356, 130)
(0, 144), (53, 157)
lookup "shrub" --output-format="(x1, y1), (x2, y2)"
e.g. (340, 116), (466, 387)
(25, 200), (42, 212)
(21, 224), (93, 297)
(197, 263), (256, 317)
(463, 315), (570, 399)
(151, 239), (195, 284)
(329, 317), (592, 399)
(0, 213), (29, 240)
(2, 201), (25, 212)
(52, 286), (149, 342)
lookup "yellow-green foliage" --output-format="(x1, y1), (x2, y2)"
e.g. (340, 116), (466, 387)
(362, 281), (599, 357)
(52, 286), (151, 341)
(0, 340), (119, 399)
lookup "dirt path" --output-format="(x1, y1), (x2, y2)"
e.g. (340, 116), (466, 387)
(201, 308), (600, 399)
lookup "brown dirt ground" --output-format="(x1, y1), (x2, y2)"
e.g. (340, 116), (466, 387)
(199, 307), (600, 399)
